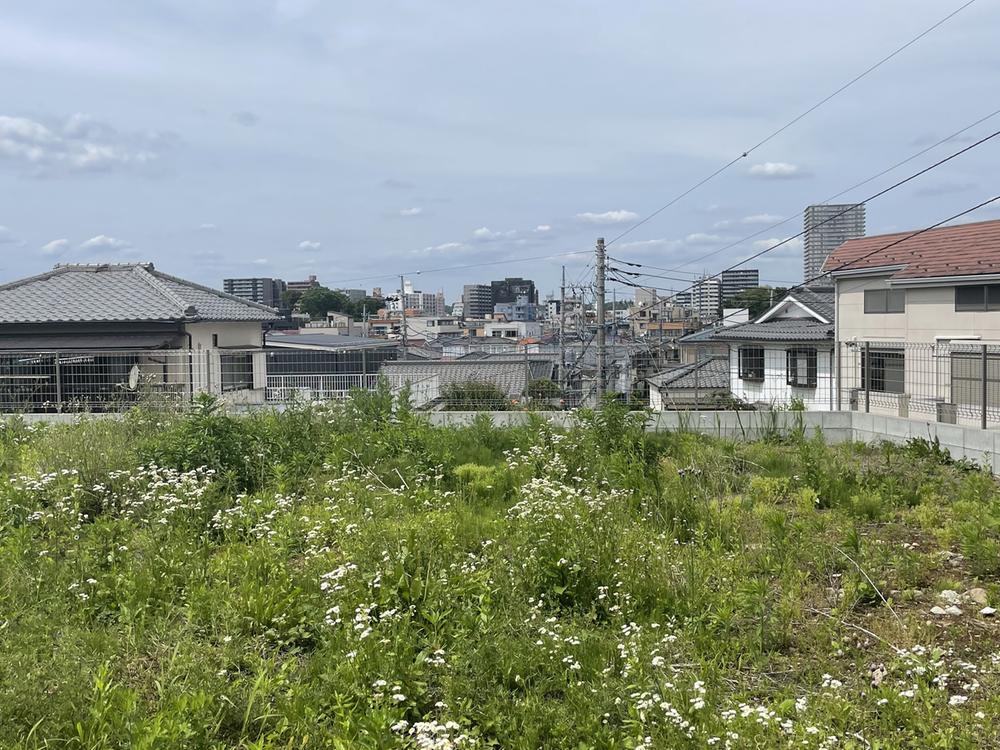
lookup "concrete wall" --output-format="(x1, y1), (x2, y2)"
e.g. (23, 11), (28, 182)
(10, 408), (997, 474)
(427, 410), (997, 472)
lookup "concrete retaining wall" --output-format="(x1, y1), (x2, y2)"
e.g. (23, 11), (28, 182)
(428, 410), (997, 472)
(6, 408), (995, 473)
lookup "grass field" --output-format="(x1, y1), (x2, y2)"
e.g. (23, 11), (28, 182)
(1, 392), (998, 749)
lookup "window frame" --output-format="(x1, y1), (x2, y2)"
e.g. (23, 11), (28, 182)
(863, 288), (905, 314)
(955, 284), (1000, 312)
(738, 346), (765, 382)
(860, 348), (905, 394)
(786, 347), (818, 388)
(220, 352), (254, 392)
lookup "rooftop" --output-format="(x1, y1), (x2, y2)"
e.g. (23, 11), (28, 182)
(824, 218), (1000, 281)
(647, 357), (729, 390)
(0, 263), (279, 325)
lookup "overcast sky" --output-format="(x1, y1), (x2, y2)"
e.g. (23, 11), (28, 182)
(1, 0), (999, 302)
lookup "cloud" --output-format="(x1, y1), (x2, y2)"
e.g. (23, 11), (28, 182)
(0, 113), (175, 177)
(252, 257), (270, 265)
(741, 213), (784, 224)
(752, 236), (804, 254)
(414, 241), (469, 255)
(0, 226), (15, 244)
(381, 178), (414, 190)
(399, 207), (423, 216)
(615, 238), (683, 255)
(298, 240), (322, 250)
(231, 111), (259, 127)
(197, 223), (218, 231)
(472, 227), (496, 239)
(684, 233), (726, 245)
(748, 162), (804, 179)
(575, 210), (639, 225)
(40, 238), (69, 256)
(534, 225), (552, 233)
(79, 234), (131, 252)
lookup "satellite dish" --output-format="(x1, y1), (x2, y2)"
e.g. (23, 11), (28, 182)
(128, 365), (140, 390)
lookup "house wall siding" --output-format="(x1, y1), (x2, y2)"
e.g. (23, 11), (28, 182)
(729, 344), (835, 411)
(836, 276), (1000, 343)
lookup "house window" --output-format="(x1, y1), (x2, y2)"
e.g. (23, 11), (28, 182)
(212, 333), (219, 347)
(864, 289), (905, 314)
(950, 352), (1000, 407)
(955, 284), (1000, 312)
(738, 346), (764, 381)
(786, 347), (818, 388)
(861, 349), (904, 393)
(220, 353), (253, 392)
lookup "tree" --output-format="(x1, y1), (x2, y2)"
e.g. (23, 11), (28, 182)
(725, 287), (787, 319)
(298, 287), (351, 320)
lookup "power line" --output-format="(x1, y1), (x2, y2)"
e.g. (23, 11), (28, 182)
(611, 106), (1000, 276)
(622, 194), (1000, 327)
(604, 0), (979, 247)
(614, 127), (1000, 321)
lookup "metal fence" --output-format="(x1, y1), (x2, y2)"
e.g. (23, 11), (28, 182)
(838, 340), (1000, 428)
(0, 345), (593, 414)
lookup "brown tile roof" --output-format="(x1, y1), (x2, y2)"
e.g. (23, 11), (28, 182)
(823, 218), (1000, 280)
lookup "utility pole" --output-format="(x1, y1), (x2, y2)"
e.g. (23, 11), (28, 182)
(559, 265), (566, 390)
(398, 274), (408, 360)
(595, 237), (607, 401)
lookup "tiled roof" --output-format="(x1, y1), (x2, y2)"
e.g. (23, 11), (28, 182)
(710, 318), (834, 342)
(647, 357), (729, 390)
(786, 287), (834, 321)
(382, 359), (555, 397)
(823, 218), (1000, 280)
(0, 263), (279, 324)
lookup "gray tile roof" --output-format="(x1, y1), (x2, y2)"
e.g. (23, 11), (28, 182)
(784, 287), (834, 321)
(0, 263), (279, 324)
(382, 359), (555, 397)
(710, 318), (834, 342)
(647, 357), (729, 390)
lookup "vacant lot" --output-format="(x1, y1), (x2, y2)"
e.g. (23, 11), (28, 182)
(1, 393), (998, 749)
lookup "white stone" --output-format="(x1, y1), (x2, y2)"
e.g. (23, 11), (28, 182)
(938, 589), (962, 605)
(981, 606), (997, 617)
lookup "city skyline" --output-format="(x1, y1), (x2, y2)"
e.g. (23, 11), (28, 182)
(2, 2), (999, 300)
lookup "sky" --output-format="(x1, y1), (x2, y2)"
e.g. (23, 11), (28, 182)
(1, 0), (999, 303)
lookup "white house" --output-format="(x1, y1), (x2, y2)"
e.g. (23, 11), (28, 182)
(483, 320), (542, 340)
(703, 288), (836, 410)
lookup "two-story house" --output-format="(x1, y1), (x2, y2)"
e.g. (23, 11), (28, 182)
(825, 218), (1000, 425)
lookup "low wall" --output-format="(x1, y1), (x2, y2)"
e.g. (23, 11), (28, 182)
(6, 409), (995, 473)
(428, 410), (997, 473)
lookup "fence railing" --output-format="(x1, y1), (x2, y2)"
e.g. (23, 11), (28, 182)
(265, 373), (380, 403)
(838, 340), (1000, 429)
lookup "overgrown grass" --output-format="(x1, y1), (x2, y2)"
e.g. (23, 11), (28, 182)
(0, 395), (998, 748)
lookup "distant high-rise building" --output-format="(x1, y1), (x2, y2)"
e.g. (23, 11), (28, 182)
(223, 277), (285, 308)
(387, 279), (446, 317)
(720, 269), (760, 302)
(691, 277), (722, 320)
(336, 288), (366, 303)
(804, 203), (866, 281)
(462, 284), (494, 319)
(491, 277), (538, 305)
(286, 275), (321, 293)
